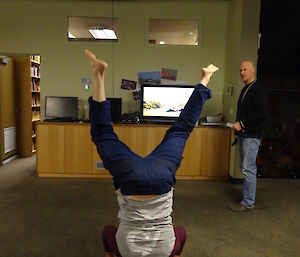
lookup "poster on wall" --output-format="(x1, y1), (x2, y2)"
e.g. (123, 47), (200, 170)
(138, 71), (161, 85)
(132, 90), (141, 101)
(161, 67), (177, 81)
(121, 78), (137, 91)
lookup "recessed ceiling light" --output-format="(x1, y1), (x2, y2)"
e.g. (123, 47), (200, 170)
(88, 28), (117, 39)
(103, 29), (117, 39)
(89, 29), (107, 39)
(68, 32), (76, 38)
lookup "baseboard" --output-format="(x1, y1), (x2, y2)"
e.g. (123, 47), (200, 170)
(3, 154), (18, 165)
(228, 175), (244, 184)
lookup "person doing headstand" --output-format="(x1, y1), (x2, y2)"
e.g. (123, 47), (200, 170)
(85, 49), (219, 257)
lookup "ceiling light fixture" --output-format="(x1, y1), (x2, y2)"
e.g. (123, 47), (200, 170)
(103, 29), (117, 39)
(88, 26), (117, 40)
(68, 32), (76, 38)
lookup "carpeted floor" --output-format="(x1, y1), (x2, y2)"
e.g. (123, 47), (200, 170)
(0, 155), (299, 257)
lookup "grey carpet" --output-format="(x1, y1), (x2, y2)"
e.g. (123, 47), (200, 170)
(0, 156), (299, 257)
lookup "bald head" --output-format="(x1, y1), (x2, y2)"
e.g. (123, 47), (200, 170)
(240, 61), (256, 84)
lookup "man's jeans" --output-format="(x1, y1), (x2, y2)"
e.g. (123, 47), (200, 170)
(238, 137), (261, 208)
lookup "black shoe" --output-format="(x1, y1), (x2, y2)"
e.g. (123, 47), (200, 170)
(228, 203), (253, 212)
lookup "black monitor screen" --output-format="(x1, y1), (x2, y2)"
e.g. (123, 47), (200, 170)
(45, 96), (78, 120)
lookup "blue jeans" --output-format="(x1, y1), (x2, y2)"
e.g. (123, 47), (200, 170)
(238, 137), (261, 207)
(89, 84), (212, 195)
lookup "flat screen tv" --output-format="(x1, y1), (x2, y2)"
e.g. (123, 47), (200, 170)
(45, 96), (78, 121)
(140, 84), (195, 123)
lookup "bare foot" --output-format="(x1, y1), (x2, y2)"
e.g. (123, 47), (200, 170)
(200, 64), (219, 87)
(85, 49), (108, 75)
(202, 64), (219, 77)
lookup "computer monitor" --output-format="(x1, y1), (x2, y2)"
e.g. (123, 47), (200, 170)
(140, 84), (195, 123)
(45, 96), (78, 121)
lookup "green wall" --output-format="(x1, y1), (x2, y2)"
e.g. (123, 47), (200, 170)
(0, 0), (228, 117)
(0, 0), (262, 177)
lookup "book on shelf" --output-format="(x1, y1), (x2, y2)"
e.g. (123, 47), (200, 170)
(30, 66), (40, 77)
(32, 110), (40, 121)
(30, 55), (40, 63)
(32, 95), (40, 106)
(31, 79), (40, 91)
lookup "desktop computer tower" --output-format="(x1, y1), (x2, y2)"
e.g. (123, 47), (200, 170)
(107, 98), (122, 123)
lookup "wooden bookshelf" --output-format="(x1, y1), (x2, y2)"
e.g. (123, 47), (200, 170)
(30, 55), (40, 153)
(13, 55), (41, 157)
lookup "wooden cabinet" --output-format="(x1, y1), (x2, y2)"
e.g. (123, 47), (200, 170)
(37, 124), (92, 175)
(114, 125), (149, 157)
(200, 128), (231, 177)
(177, 129), (203, 177)
(36, 123), (231, 179)
(146, 126), (203, 177)
(64, 125), (92, 174)
(92, 144), (109, 176)
(147, 126), (168, 154)
(91, 125), (149, 177)
(36, 124), (64, 174)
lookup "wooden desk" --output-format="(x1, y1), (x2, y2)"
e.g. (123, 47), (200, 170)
(36, 122), (231, 179)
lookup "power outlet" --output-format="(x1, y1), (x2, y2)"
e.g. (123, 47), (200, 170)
(226, 85), (233, 96)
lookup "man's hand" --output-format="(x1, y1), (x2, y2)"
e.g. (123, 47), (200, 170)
(232, 121), (242, 131)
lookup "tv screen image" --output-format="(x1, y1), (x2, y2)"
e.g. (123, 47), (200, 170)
(45, 96), (78, 121)
(141, 85), (194, 122)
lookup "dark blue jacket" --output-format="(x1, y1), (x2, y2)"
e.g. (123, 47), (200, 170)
(236, 80), (269, 138)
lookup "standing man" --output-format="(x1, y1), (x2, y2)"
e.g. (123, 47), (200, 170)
(229, 60), (269, 212)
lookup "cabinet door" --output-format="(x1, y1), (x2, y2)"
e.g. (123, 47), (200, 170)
(92, 144), (111, 176)
(36, 124), (64, 173)
(147, 126), (169, 154)
(200, 128), (230, 177)
(177, 129), (202, 177)
(147, 126), (202, 177)
(114, 125), (149, 157)
(64, 125), (92, 174)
